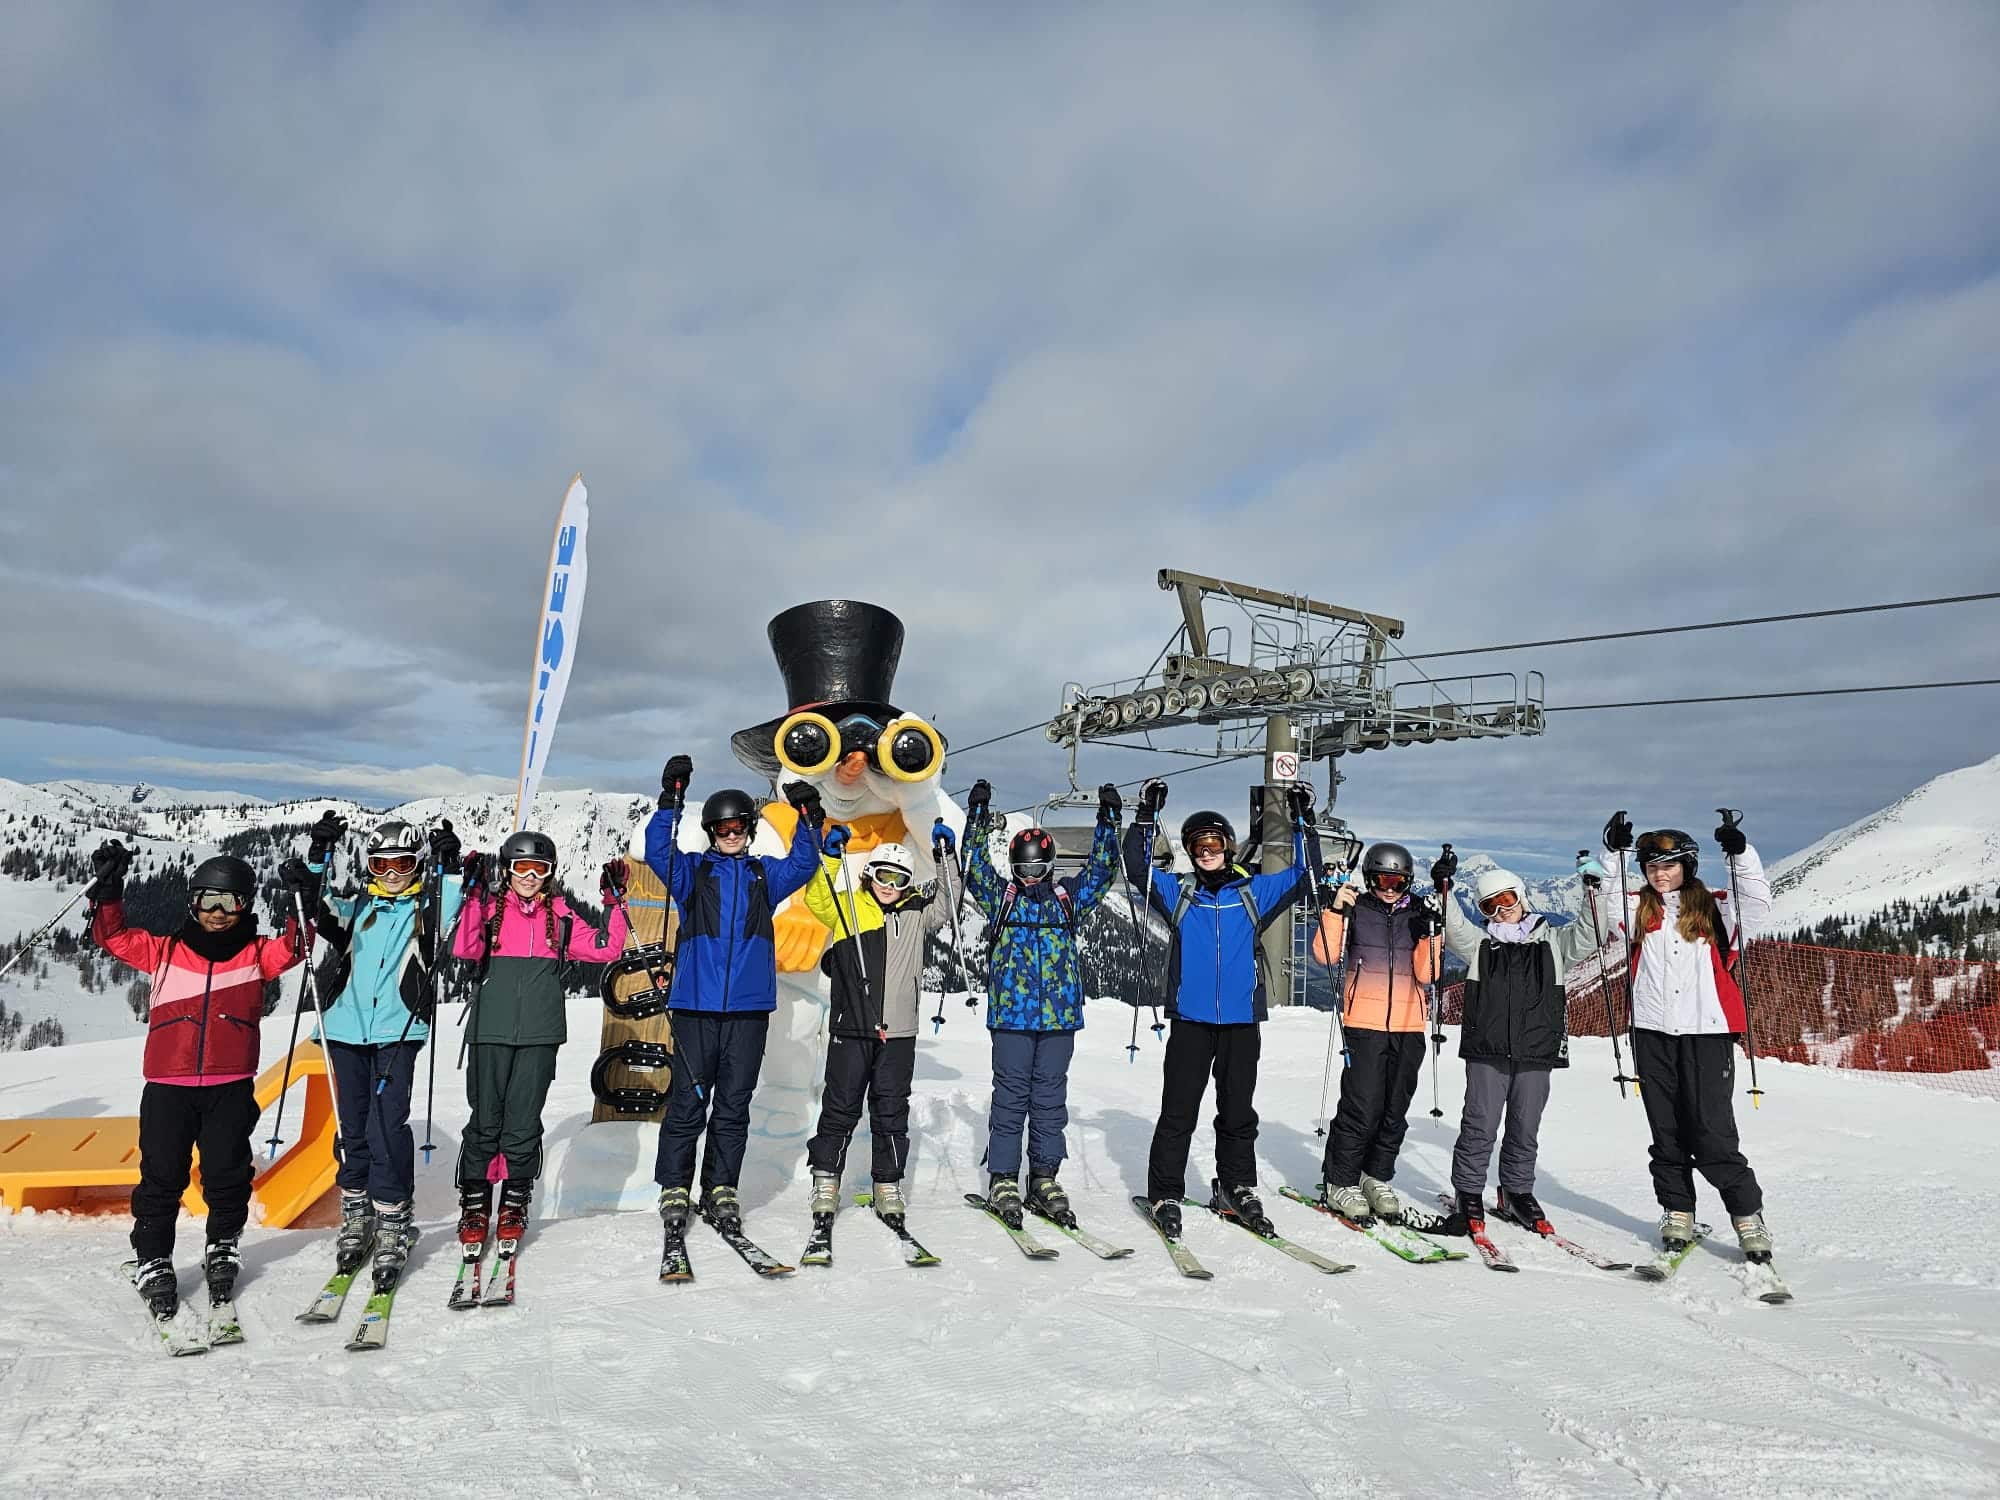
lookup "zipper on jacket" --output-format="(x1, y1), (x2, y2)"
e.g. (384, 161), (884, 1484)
(721, 855), (738, 1013)
(194, 959), (218, 1075)
(1211, 895), (1223, 1025)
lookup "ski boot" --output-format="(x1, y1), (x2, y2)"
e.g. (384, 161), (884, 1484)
(1220, 1181), (1275, 1237)
(1149, 1198), (1183, 1239)
(701, 1185), (743, 1234)
(985, 1174), (1025, 1230)
(1025, 1174), (1075, 1229)
(457, 1182), (492, 1259)
(1319, 1181), (1373, 1222)
(1495, 1188), (1547, 1232)
(658, 1186), (691, 1229)
(335, 1191), (377, 1273)
(1658, 1209), (1697, 1251)
(371, 1202), (416, 1288)
(870, 1180), (908, 1224)
(131, 1257), (179, 1319)
(203, 1235), (242, 1302)
(808, 1171), (841, 1218)
(495, 1182), (531, 1247)
(1436, 1189), (1486, 1237)
(1360, 1174), (1402, 1223)
(1731, 1212), (1774, 1263)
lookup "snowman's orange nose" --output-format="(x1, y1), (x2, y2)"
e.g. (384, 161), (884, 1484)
(835, 751), (869, 786)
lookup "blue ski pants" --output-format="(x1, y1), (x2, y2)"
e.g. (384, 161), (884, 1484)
(985, 1028), (1076, 1178)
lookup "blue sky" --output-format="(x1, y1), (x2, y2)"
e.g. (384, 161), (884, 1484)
(2, 3), (1997, 876)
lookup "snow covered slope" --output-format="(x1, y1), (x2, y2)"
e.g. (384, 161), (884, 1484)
(2, 992), (1995, 1497)
(1768, 753), (2000, 928)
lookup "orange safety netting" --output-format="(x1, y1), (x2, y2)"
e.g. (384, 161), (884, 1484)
(1436, 939), (2000, 1101)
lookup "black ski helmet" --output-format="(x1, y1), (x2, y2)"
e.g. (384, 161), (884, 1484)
(498, 830), (558, 868)
(1008, 827), (1056, 882)
(1179, 810), (1236, 856)
(366, 820), (422, 858)
(189, 855), (256, 896)
(700, 788), (758, 833)
(1360, 841), (1414, 889)
(1636, 828), (1699, 877)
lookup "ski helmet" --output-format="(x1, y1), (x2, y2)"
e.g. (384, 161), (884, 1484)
(1179, 810), (1236, 857)
(365, 820), (422, 861)
(700, 788), (758, 834)
(1360, 841), (1414, 892)
(189, 855), (256, 896)
(1474, 867), (1526, 914)
(1635, 828), (1699, 876)
(1008, 828), (1056, 882)
(863, 843), (916, 890)
(498, 830), (558, 869)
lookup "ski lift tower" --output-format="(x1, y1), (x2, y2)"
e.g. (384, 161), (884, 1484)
(1041, 569), (1547, 1003)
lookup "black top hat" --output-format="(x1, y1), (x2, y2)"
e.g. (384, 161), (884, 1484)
(731, 600), (913, 779)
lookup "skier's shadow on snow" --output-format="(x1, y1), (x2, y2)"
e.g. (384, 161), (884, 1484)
(18, 1095), (113, 1116)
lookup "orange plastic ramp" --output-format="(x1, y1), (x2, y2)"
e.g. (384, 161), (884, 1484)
(0, 1040), (339, 1226)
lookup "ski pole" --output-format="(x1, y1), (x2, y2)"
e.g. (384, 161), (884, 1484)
(1579, 849), (1632, 1097)
(1304, 828), (1356, 1138)
(945, 819), (987, 1010)
(265, 948), (312, 1159)
(1613, 826), (1642, 1098)
(831, 841), (885, 1042)
(931, 823), (980, 1019)
(928, 825), (964, 1034)
(0, 884), (96, 984)
(1426, 846), (1453, 1123)
(1717, 808), (1765, 1109)
(290, 886), (347, 1163)
(416, 847), (478, 1161)
(1121, 821), (1165, 1061)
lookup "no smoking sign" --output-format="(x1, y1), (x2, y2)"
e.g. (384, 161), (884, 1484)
(1271, 751), (1300, 782)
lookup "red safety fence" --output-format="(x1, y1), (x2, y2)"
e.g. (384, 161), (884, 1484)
(1438, 939), (2000, 1102)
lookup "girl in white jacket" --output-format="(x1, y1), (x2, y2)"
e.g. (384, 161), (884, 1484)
(1603, 813), (1773, 1259)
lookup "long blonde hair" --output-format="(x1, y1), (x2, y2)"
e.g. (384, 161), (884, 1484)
(1635, 876), (1724, 949)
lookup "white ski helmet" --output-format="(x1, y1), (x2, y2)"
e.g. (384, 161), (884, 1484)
(863, 843), (916, 886)
(1474, 867), (1526, 911)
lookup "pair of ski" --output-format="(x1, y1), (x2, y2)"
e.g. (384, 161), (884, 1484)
(298, 1248), (428, 1351)
(801, 1192), (942, 1269)
(964, 1191), (1135, 1262)
(661, 1203), (796, 1283)
(1631, 1225), (1794, 1304)
(124, 1261), (240, 1357)
(445, 1236), (520, 1313)
(1275, 1187), (1469, 1265)
(1127, 1187), (1360, 1280)
(1427, 1192), (1635, 1274)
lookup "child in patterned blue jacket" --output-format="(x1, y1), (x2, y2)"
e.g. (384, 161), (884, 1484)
(962, 778), (1121, 1229)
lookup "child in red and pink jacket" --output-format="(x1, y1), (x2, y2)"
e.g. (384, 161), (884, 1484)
(448, 830), (629, 1251)
(87, 841), (315, 1317)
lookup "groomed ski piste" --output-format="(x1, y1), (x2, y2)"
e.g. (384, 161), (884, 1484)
(3, 987), (1997, 1499)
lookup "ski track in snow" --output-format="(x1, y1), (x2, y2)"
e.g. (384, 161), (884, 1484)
(1, 1000), (1997, 1500)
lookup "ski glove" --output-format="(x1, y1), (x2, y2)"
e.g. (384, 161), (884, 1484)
(1286, 781), (1314, 819)
(278, 856), (319, 896)
(782, 780), (824, 827)
(1407, 905), (1439, 940)
(1430, 848), (1458, 888)
(307, 810), (348, 862)
(1603, 810), (1634, 852)
(966, 780), (992, 821)
(428, 819), (462, 874)
(1138, 778), (1168, 821)
(1713, 818), (1748, 857)
(1575, 852), (1608, 885)
(1097, 782), (1122, 825)
(462, 851), (488, 889)
(89, 840), (133, 901)
(931, 818), (956, 856)
(599, 859), (628, 901)
(823, 824), (851, 857)
(659, 755), (694, 811)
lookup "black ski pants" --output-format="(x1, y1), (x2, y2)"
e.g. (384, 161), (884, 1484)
(1320, 1028), (1425, 1188)
(1147, 1017), (1261, 1204)
(1632, 1029), (1763, 1216)
(807, 1034), (917, 1182)
(329, 1040), (423, 1205)
(653, 1011), (770, 1192)
(131, 1078), (258, 1262)
(457, 1042), (561, 1192)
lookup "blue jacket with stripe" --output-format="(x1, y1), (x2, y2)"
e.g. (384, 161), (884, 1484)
(1123, 822), (1310, 1024)
(643, 807), (821, 1014)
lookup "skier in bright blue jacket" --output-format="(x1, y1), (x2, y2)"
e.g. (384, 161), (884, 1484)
(1122, 777), (1315, 1239)
(642, 755), (822, 1235)
(311, 814), (473, 1277)
(961, 778), (1120, 1232)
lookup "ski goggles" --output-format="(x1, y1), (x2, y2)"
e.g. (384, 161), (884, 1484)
(368, 853), (419, 877)
(1636, 832), (1693, 866)
(709, 817), (752, 841)
(1478, 888), (1521, 916)
(867, 866), (914, 891)
(1187, 833), (1230, 860)
(773, 710), (944, 783)
(1011, 858), (1054, 881)
(193, 890), (248, 914)
(1368, 871), (1410, 893)
(508, 858), (554, 879)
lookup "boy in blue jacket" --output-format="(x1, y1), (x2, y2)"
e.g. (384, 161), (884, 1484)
(1123, 778), (1314, 1239)
(962, 778), (1120, 1229)
(644, 755), (822, 1234)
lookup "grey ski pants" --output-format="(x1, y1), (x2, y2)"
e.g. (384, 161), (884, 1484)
(1449, 1059), (1553, 1196)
